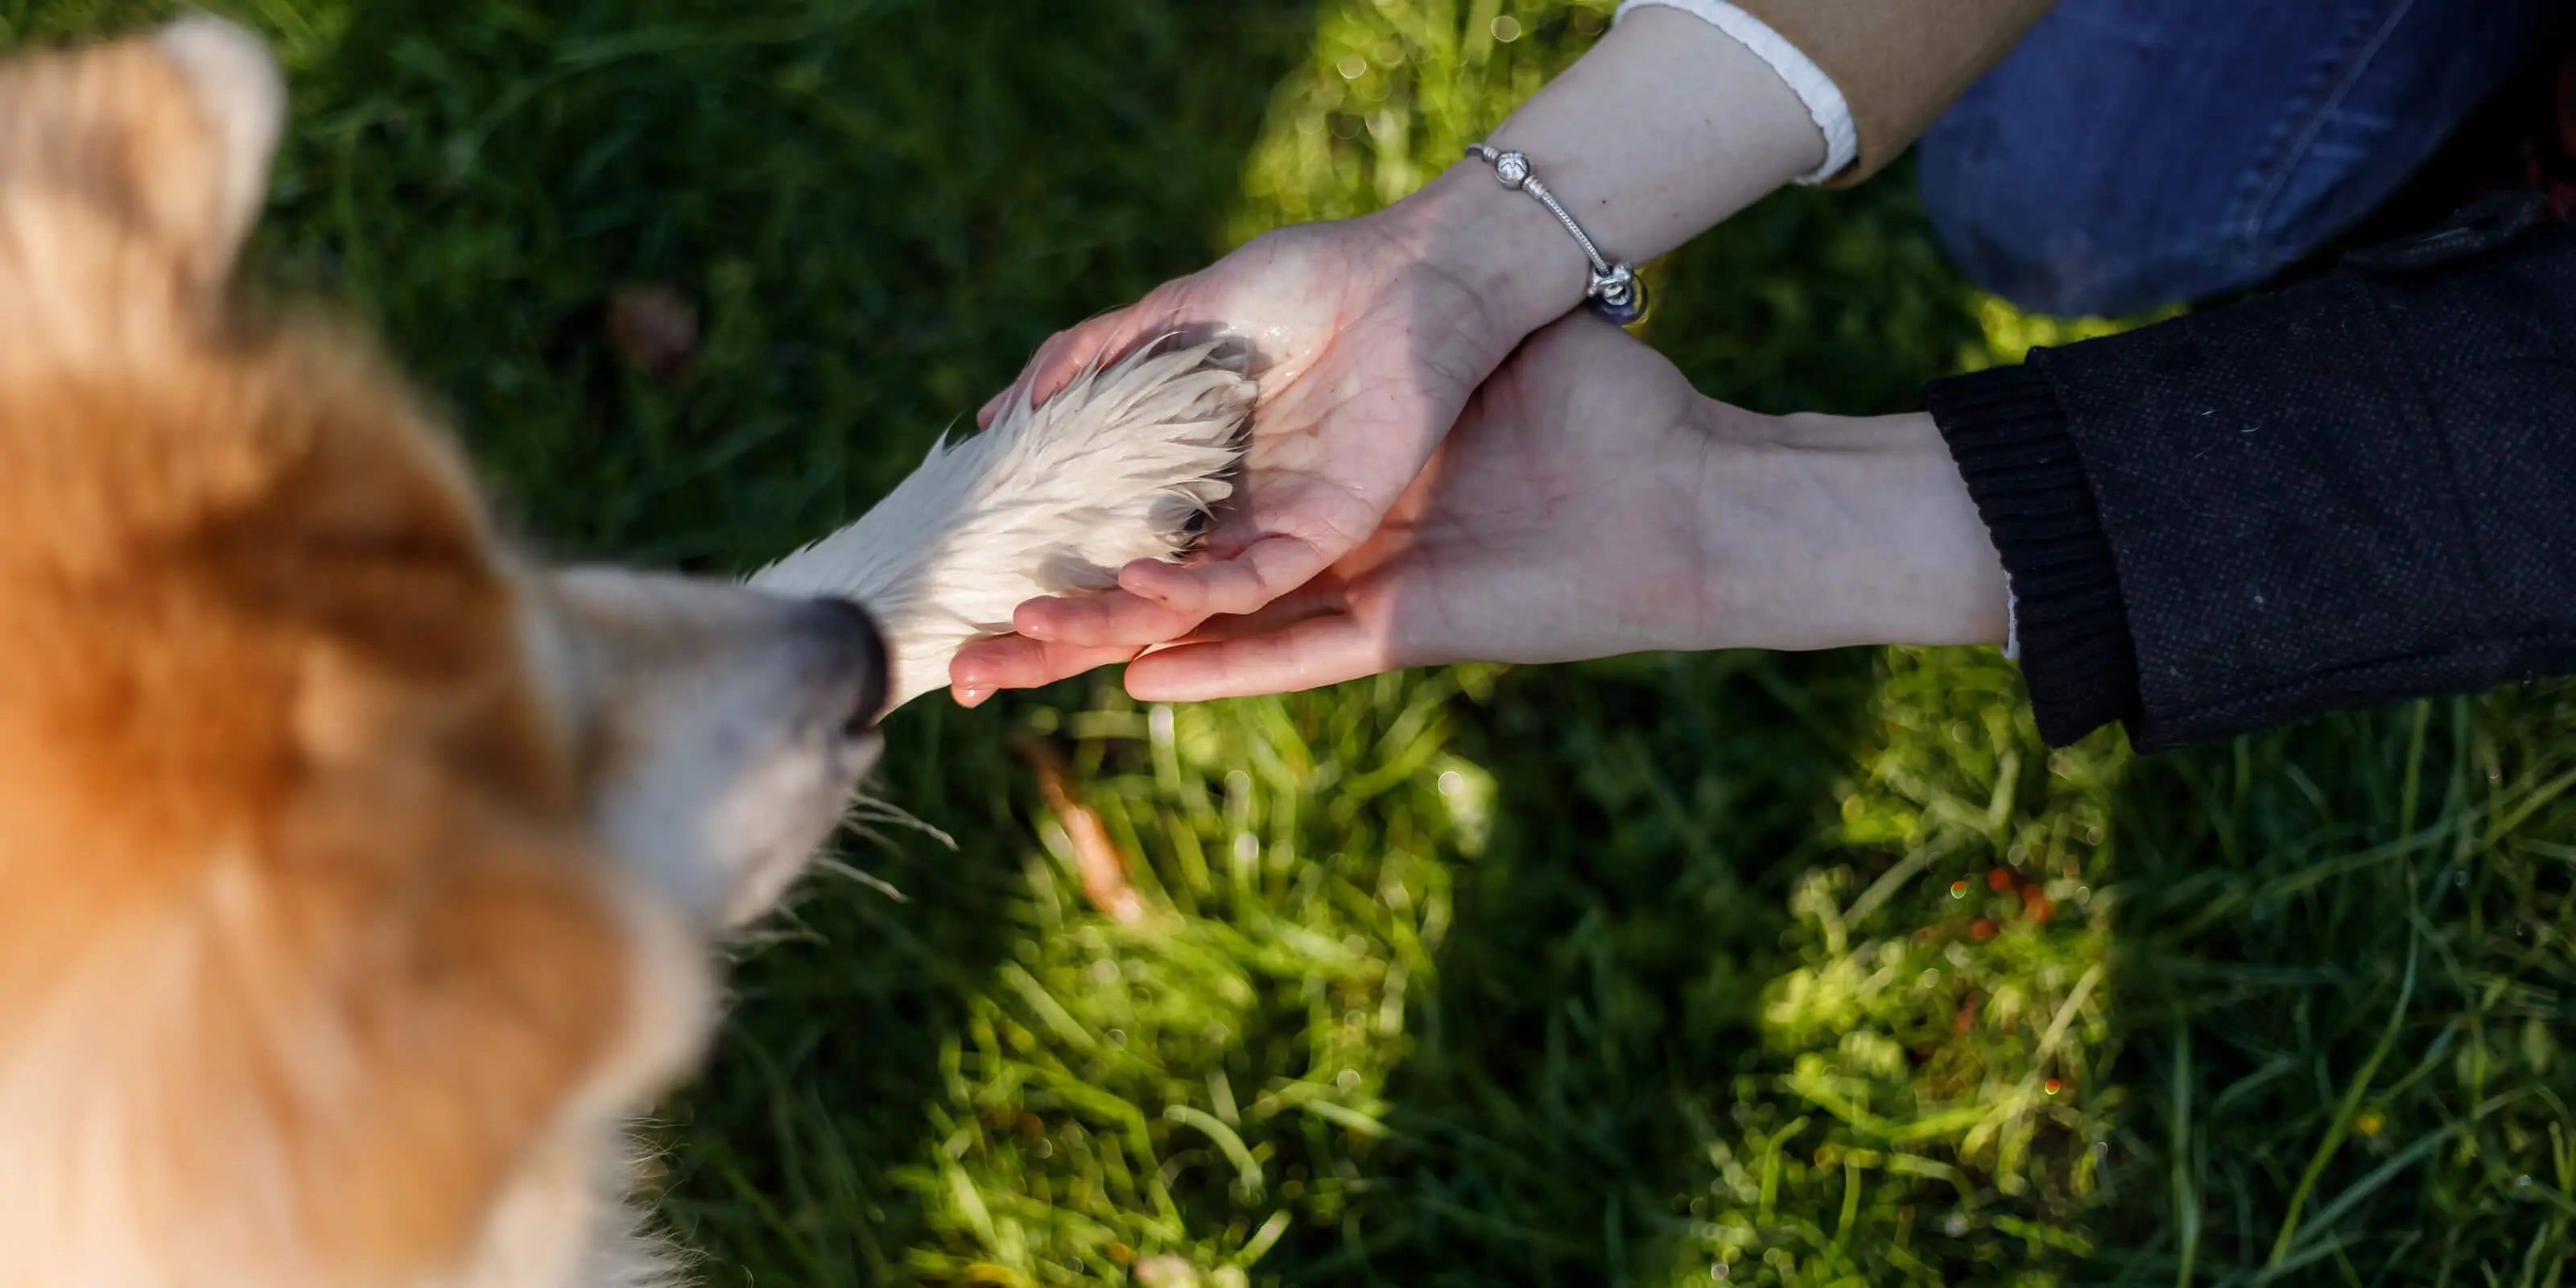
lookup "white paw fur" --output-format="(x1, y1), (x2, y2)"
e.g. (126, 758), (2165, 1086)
(751, 339), (1253, 708)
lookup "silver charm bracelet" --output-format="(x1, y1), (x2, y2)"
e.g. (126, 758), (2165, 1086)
(1464, 142), (1647, 324)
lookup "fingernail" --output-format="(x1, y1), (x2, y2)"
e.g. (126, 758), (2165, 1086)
(954, 684), (992, 708)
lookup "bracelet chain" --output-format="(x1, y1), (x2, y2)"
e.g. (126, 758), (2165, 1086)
(1464, 142), (1648, 324)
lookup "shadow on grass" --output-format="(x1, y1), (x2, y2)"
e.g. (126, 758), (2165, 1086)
(2087, 693), (2576, 1284)
(1291, 651), (1882, 1284)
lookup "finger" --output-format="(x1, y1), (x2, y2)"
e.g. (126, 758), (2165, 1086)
(976, 325), (1080, 429)
(1121, 613), (1392, 702)
(1013, 586), (1208, 647)
(975, 327), (1076, 430)
(1118, 534), (1332, 621)
(974, 374), (1026, 431)
(948, 634), (1144, 705)
(976, 304), (1173, 430)
(1158, 576), (1351, 642)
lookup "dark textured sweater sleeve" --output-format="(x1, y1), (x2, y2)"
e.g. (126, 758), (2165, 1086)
(1924, 194), (2576, 752)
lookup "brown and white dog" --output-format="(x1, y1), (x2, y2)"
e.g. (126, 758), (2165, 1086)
(0, 18), (1245, 1286)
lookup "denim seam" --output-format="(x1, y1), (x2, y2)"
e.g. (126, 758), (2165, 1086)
(2220, 0), (2420, 279)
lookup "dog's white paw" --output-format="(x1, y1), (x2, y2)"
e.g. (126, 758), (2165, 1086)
(753, 338), (1253, 708)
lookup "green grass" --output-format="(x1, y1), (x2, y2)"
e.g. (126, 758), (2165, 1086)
(12, 0), (2576, 1283)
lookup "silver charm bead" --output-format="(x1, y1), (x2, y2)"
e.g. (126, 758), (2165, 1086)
(1492, 149), (1531, 188)
(1587, 264), (1648, 325)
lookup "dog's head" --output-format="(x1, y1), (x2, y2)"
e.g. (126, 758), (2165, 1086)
(0, 19), (886, 1286)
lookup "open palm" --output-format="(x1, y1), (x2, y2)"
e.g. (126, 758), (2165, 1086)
(960, 210), (1538, 691)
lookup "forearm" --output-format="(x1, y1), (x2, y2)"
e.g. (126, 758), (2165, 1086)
(1370, 6), (1825, 344)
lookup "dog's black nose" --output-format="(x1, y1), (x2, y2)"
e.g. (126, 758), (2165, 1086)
(807, 596), (889, 732)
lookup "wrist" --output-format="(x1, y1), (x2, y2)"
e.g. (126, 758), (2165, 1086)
(1373, 163), (1594, 352)
(1365, 4), (1829, 374)
(1683, 407), (2011, 651)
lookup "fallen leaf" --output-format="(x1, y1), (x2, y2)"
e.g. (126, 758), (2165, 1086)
(1019, 736), (1146, 924)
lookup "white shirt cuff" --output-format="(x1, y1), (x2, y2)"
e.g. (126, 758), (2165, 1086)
(1613, 0), (1858, 185)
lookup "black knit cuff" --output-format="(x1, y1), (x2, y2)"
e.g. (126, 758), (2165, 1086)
(1923, 361), (2142, 746)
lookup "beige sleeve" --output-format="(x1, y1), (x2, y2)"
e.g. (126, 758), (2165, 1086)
(1727, 0), (2061, 186)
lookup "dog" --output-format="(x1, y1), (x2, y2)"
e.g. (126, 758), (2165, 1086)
(0, 17), (1247, 1286)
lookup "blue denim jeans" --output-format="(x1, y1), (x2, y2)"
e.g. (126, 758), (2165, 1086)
(1918, 0), (2557, 316)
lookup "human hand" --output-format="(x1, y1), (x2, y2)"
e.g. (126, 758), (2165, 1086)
(961, 172), (1589, 693)
(950, 6), (1832, 704)
(964, 316), (2013, 702)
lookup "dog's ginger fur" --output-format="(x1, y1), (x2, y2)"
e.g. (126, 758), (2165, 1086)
(0, 21), (705, 1286)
